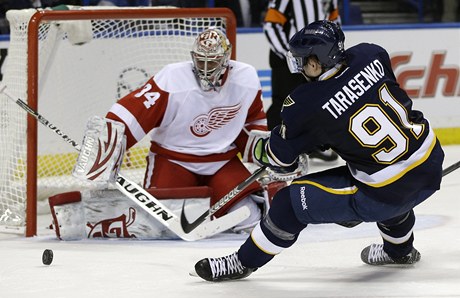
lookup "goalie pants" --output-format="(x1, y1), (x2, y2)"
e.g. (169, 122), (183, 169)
(238, 142), (444, 268)
(144, 154), (261, 217)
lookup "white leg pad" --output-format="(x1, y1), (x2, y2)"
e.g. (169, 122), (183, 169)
(49, 189), (211, 240)
(49, 192), (86, 240)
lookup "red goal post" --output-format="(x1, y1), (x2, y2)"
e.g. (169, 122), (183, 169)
(1, 6), (236, 236)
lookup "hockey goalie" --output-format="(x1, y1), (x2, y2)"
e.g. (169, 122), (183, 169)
(49, 28), (294, 240)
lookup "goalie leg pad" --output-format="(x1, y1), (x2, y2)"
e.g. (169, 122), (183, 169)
(72, 116), (126, 184)
(230, 188), (283, 234)
(49, 189), (212, 240)
(49, 191), (86, 241)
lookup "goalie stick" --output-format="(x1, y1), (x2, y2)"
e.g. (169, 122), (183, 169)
(0, 85), (250, 241)
(181, 166), (269, 233)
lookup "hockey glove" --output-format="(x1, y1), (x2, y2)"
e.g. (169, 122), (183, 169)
(266, 154), (309, 181)
(72, 116), (126, 184)
(253, 138), (309, 181)
(242, 129), (270, 164)
(253, 137), (271, 167)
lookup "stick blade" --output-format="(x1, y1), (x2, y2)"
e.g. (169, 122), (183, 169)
(176, 206), (250, 241)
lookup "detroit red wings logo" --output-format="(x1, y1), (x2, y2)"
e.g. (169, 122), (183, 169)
(86, 207), (136, 238)
(190, 103), (241, 137)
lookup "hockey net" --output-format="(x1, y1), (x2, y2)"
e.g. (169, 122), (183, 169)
(0, 6), (236, 236)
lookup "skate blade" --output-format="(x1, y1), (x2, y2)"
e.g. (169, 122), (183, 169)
(189, 270), (199, 277)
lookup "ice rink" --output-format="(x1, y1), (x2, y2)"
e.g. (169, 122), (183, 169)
(1, 145), (459, 298)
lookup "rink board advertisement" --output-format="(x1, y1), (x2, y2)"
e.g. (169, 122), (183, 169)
(0, 25), (459, 133)
(237, 26), (460, 132)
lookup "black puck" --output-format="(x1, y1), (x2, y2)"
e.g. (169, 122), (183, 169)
(42, 249), (53, 265)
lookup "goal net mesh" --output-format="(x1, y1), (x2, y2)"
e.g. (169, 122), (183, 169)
(0, 6), (235, 234)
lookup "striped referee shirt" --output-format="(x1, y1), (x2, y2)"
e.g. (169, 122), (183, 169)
(263, 0), (341, 59)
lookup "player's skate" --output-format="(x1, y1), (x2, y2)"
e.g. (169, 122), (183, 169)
(193, 252), (256, 281)
(361, 243), (421, 265)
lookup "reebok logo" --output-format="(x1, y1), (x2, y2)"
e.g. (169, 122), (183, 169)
(300, 186), (308, 210)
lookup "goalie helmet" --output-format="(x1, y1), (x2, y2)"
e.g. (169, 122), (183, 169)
(286, 20), (345, 75)
(191, 28), (232, 91)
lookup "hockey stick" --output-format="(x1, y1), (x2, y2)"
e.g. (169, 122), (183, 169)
(0, 85), (249, 241)
(180, 166), (268, 233)
(442, 160), (460, 177)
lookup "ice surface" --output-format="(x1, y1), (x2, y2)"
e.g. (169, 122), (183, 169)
(1, 145), (459, 298)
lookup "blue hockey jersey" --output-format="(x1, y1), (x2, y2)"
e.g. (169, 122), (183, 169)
(269, 43), (439, 190)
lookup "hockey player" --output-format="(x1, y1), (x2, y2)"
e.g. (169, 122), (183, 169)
(72, 28), (272, 234)
(192, 20), (445, 281)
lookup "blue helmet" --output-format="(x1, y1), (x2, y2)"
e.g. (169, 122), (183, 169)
(286, 20), (345, 73)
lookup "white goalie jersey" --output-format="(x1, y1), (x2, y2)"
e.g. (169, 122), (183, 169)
(50, 60), (270, 241)
(106, 60), (267, 176)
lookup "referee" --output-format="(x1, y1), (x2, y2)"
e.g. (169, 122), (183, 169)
(263, 0), (341, 161)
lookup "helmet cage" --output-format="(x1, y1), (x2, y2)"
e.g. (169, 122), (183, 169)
(286, 51), (307, 74)
(191, 28), (232, 91)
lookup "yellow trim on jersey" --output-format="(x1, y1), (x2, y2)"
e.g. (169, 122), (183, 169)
(250, 224), (282, 255)
(364, 133), (437, 188)
(264, 8), (287, 25)
(291, 180), (358, 195)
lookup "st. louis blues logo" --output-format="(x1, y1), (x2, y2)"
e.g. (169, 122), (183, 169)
(282, 95), (295, 110)
(190, 103), (241, 137)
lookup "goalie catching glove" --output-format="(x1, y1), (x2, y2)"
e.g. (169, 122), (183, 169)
(72, 116), (126, 184)
(254, 138), (308, 181)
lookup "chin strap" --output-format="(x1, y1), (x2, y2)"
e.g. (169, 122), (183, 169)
(318, 63), (345, 81)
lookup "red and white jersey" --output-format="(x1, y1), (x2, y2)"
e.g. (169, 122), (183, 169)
(106, 60), (267, 175)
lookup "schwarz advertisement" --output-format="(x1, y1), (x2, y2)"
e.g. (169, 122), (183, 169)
(237, 25), (460, 132)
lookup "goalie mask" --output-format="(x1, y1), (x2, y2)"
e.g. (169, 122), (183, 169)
(286, 20), (345, 79)
(191, 28), (232, 92)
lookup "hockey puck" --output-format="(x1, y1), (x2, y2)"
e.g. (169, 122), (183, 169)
(42, 249), (53, 265)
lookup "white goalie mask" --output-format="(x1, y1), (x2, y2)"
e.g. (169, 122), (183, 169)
(191, 28), (232, 91)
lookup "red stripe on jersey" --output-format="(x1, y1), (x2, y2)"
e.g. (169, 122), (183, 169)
(150, 142), (239, 162)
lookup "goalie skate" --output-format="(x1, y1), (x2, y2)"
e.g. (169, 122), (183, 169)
(361, 243), (421, 265)
(192, 252), (256, 281)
